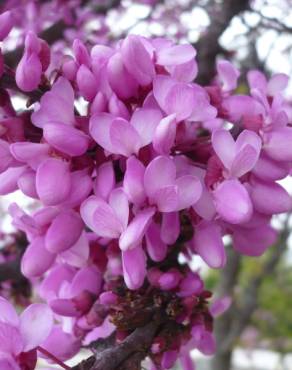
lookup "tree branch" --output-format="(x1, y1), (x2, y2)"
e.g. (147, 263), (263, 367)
(72, 320), (161, 370)
(196, 0), (250, 84)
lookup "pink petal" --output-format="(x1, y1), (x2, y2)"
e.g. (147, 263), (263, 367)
(10, 142), (50, 170)
(21, 237), (55, 278)
(180, 353), (195, 370)
(153, 114), (177, 155)
(264, 127), (292, 161)
(267, 73), (289, 96)
(109, 188), (129, 230)
(250, 179), (292, 215)
(0, 322), (23, 355)
(217, 60), (240, 91)
(121, 35), (155, 86)
(130, 108), (162, 147)
(107, 52), (138, 99)
(76, 65), (97, 101)
(161, 212), (180, 244)
(230, 145), (259, 178)
(193, 221), (226, 268)
(178, 272), (204, 298)
(0, 139), (17, 172)
(235, 129), (262, 153)
(45, 210), (83, 253)
(213, 180), (253, 224)
(0, 297), (19, 326)
(122, 245), (146, 290)
(145, 222), (167, 262)
(61, 169), (92, 208)
(36, 158), (71, 205)
(49, 298), (78, 317)
(252, 154), (290, 181)
(154, 185), (179, 212)
(89, 113), (115, 153)
(157, 44), (196, 66)
(191, 326), (216, 355)
(0, 354), (20, 370)
(110, 117), (141, 156)
(171, 59), (198, 83)
(144, 156), (176, 198)
(59, 232), (89, 268)
(153, 75), (176, 112)
(70, 266), (102, 296)
(16, 52), (42, 92)
(164, 83), (196, 121)
(17, 169), (38, 198)
(80, 196), (123, 238)
(43, 123), (89, 156)
(175, 175), (202, 210)
(40, 326), (80, 361)
(0, 166), (26, 195)
(119, 207), (155, 251)
(31, 77), (75, 128)
(188, 85), (217, 122)
(20, 304), (53, 352)
(161, 350), (178, 369)
(210, 296), (232, 317)
(247, 70), (267, 91)
(193, 187), (216, 221)
(211, 129), (235, 169)
(123, 156), (146, 205)
(0, 11), (13, 41)
(233, 224), (277, 256)
(108, 94), (130, 120)
(39, 264), (75, 301)
(94, 162), (115, 200)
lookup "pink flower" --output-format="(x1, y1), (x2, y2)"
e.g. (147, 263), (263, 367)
(0, 297), (53, 370)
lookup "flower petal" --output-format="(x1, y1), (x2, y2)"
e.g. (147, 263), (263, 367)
(212, 129), (235, 170)
(193, 221), (226, 268)
(43, 123), (89, 156)
(123, 156), (146, 205)
(144, 156), (176, 198)
(36, 158), (71, 206)
(21, 237), (55, 278)
(110, 118), (141, 156)
(145, 222), (167, 262)
(119, 207), (155, 251)
(80, 196), (123, 238)
(213, 180), (253, 224)
(20, 304), (53, 352)
(130, 108), (162, 147)
(250, 179), (292, 215)
(175, 175), (202, 210)
(122, 245), (146, 290)
(45, 210), (84, 253)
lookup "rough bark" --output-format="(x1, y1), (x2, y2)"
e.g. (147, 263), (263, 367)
(196, 0), (250, 84)
(72, 320), (161, 370)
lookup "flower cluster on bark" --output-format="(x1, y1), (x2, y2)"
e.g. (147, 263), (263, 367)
(0, 7), (292, 370)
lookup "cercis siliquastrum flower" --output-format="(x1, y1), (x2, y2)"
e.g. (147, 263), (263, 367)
(0, 27), (291, 370)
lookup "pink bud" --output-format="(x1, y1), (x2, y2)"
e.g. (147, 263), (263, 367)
(0, 11), (14, 41)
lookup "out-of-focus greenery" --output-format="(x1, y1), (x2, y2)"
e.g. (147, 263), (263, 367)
(205, 247), (292, 352)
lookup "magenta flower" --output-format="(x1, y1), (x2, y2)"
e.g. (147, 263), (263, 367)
(0, 297), (53, 370)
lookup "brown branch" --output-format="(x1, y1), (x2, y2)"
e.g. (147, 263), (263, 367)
(73, 320), (161, 370)
(196, 0), (250, 84)
(0, 257), (23, 283)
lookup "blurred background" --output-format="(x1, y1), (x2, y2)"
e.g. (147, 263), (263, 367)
(1, 0), (292, 369)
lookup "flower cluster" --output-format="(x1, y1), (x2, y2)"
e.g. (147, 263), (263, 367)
(0, 14), (291, 370)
